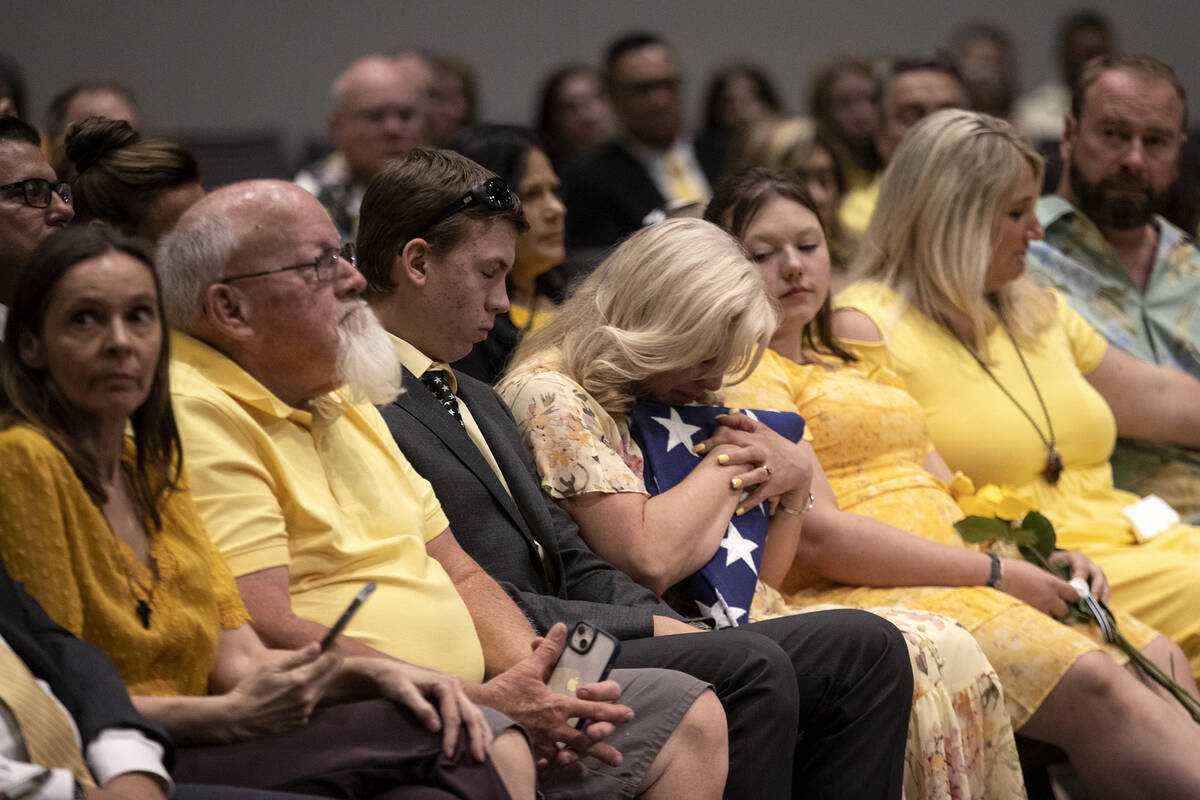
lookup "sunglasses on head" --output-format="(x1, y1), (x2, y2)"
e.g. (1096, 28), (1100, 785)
(402, 177), (516, 250)
(428, 177), (516, 229)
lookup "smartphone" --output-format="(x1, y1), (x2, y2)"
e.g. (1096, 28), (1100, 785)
(319, 581), (376, 650)
(547, 621), (621, 728)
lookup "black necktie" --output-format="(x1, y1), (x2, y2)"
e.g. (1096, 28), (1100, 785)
(421, 370), (464, 427)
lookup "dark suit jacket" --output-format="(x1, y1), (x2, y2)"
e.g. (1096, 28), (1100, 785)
(0, 561), (173, 768)
(380, 368), (681, 640)
(563, 137), (727, 251)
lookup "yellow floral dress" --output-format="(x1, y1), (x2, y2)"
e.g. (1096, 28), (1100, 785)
(833, 281), (1194, 676)
(500, 357), (1026, 800)
(724, 347), (1159, 729)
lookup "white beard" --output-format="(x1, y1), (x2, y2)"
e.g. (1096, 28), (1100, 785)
(336, 300), (404, 404)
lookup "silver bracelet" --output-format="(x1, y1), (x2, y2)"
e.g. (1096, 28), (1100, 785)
(986, 552), (1005, 590)
(779, 492), (815, 516)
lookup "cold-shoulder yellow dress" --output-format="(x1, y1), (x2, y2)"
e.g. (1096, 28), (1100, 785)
(725, 340), (1161, 731)
(830, 281), (1198, 678)
(501, 357), (1025, 800)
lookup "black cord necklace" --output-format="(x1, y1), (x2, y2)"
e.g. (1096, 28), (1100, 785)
(966, 326), (1064, 484)
(115, 541), (155, 629)
(111, 466), (156, 628)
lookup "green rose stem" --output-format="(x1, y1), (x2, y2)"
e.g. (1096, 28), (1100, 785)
(955, 512), (1200, 723)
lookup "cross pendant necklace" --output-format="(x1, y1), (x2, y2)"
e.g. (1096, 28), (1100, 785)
(135, 599), (152, 629)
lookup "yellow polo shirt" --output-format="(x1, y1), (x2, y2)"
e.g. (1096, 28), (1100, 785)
(169, 332), (485, 681)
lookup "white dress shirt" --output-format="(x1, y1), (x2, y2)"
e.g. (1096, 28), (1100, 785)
(622, 137), (711, 220)
(0, 635), (172, 800)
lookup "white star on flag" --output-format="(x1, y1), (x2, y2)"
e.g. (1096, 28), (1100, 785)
(651, 408), (703, 455)
(720, 521), (759, 572)
(694, 588), (747, 629)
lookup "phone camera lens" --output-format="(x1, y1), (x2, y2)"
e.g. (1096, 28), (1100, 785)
(579, 638), (590, 649)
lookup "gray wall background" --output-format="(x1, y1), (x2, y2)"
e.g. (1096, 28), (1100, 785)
(8, 0), (1198, 172)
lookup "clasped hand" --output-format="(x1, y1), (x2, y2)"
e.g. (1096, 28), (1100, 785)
(481, 622), (632, 771)
(695, 412), (815, 513)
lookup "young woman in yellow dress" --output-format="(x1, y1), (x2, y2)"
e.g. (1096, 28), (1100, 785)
(498, 216), (1028, 800)
(832, 109), (1200, 683)
(706, 164), (1200, 799)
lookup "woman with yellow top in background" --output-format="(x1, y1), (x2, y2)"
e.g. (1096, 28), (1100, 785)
(448, 125), (565, 384)
(710, 165), (1200, 800)
(833, 109), (1200, 684)
(0, 225), (526, 798)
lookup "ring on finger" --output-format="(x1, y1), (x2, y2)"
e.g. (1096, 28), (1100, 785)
(764, 464), (773, 477)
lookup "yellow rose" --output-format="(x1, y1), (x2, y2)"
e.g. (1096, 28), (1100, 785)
(942, 471), (975, 500)
(957, 484), (1034, 521)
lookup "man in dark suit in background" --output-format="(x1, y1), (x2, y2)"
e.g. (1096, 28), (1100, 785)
(360, 146), (913, 800)
(563, 32), (726, 257)
(0, 560), (312, 800)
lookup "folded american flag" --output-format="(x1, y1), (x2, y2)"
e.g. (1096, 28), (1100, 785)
(629, 402), (806, 628)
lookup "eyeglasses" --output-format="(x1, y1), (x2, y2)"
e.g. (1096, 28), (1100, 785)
(0, 178), (73, 208)
(222, 243), (356, 285)
(614, 76), (682, 97)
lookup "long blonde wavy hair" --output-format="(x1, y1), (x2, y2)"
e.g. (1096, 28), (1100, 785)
(508, 218), (779, 418)
(847, 109), (1052, 359)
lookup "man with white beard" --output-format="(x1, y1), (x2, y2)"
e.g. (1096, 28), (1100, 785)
(155, 180), (726, 800)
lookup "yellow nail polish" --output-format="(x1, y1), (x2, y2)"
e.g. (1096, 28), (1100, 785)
(714, 413), (727, 419)
(735, 507), (745, 516)
(717, 453), (730, 465)
(731, 477), (742, 489)
(692, 442), (707, 454)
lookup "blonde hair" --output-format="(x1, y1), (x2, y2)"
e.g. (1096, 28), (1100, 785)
(848, 109), (1052, 358)
(730, 116), (819, 174)
(508, 218), (778, 417)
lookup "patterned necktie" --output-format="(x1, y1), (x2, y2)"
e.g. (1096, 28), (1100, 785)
(664, 150), (707, 206)
(0, 642), (95, 786)
(421, 371), (465, 427)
